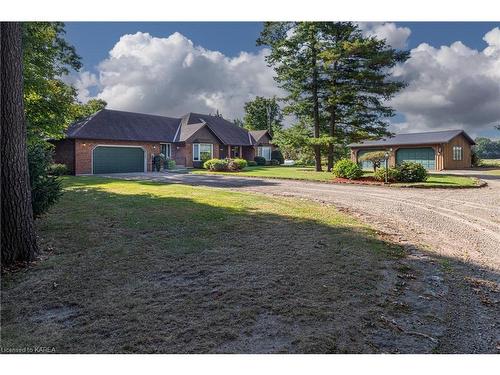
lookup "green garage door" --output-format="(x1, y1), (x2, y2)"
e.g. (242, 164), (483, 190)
(357, 149), (384, 171)
(396, 147), (435, 170)
(93, 146), (145, 174)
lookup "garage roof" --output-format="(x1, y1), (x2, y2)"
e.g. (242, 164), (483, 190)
(349, 129), (475, 148)
(66, 109), (181, 142)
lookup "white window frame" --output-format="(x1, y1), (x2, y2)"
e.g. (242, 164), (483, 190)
(193, 143), (213, 161)
(452, 146), (463, 161)
(257, 146), (272, 161)
(160, 143), (171, 158)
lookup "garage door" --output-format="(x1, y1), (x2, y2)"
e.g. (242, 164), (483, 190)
(396, 147), (435, 170)
(357, 149), (384, 170)
(93, 146), (145, 174)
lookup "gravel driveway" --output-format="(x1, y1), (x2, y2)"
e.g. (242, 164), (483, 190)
(101, 170), (500, 353)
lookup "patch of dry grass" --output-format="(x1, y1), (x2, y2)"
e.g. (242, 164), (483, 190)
(1, 177), (405, 353)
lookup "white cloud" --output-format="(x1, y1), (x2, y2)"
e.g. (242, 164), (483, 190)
(64, 70), (99, 103)
(358, 22), (411, 49)
(390, 30), (500, 136)
(76, 31), (282, 120)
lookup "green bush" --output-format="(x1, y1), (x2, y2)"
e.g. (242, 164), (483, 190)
(332, 159), (363, 180)
(397, 162), (428, 182)
(254, 156), (266, 166)
(247, 160), (257, 166)
(164, 158), (176, 170)
(48, 163), (69, 176)
(153, 154), (164, 172)
(373, 167), (400, 182)
(232, 158), (248, 170)
(28, 143), (63, 218)
(203, 158), (228, 171)
(271, 149), (284, 164)
(269, 159), (280, 166)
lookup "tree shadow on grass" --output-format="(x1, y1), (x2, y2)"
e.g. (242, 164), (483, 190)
(1, 183), (498, 354)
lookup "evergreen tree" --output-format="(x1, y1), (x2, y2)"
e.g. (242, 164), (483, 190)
(258, 22), (324, 171)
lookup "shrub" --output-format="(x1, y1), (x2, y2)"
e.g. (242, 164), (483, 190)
(332, 159), (363, 180)
(28, 143), (63, 218)
(164, 158), (176, 170)
(271, 149), (284, 164)
(48, 163), (69, 176)
(373, 167), (400, 182)
(232, 158), (248, 170)
(247, 160), (257, 166)
(397, 162), (428, 182)
(471, 150), (480, 167)
(358, 151), (388, 171)
(203, 158), (228, 171)
(254, 156), (266, 166)
(269, 159), (280, 166)
(153, 154), (164, 172)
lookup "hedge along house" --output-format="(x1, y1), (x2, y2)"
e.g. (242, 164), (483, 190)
(349, 129), (475, 171)
(52, 109), (274, 175)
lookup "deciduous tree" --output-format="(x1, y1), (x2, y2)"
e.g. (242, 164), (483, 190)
(243, 96), (283, 136)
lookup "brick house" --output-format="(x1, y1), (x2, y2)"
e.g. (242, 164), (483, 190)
(349, 129), (475, 171)
(52, 109), (274, 175)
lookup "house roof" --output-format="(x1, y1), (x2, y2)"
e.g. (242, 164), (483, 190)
(184, 113), (255, 146)
(349, 129), (475, 148)
(65, 109), (270, 146)
(66, 109), (181, 142)
(249, 130), (269, 144)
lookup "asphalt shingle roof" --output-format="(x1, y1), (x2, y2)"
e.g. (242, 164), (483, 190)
(65, 109), (270, 146)
(249, 130), (269, 144)
(349, 129), (475, 148)
(66, 109), (181, 142)
(184, 113), (254, 146)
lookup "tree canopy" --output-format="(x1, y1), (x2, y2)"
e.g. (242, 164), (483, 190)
(243, 96), (283, 135)
(258, 22), (409, 171)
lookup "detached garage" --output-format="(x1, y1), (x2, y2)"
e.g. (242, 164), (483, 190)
(349, 129), (475, 171)
(396, 147), (435, 170)
(92, 146), (146, 174)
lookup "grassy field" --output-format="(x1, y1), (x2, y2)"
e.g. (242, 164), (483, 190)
(478, 158), (500, 168)
(1, 176), (407, 353)
(191, 165), (479, 187)
(191, 165), (334, 182)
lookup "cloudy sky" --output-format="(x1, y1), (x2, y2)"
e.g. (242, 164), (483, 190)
(65, 22), (500, 138)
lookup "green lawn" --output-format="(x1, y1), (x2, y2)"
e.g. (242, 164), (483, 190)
(478, 158), (500, 168)
(191, 165), (480, 187)
(1, 176), (406, 353)
(394, 174), (480, 188)
(191, 165), (335, 182)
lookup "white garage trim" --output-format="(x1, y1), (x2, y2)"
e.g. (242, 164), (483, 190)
(91, 144), (147, 174)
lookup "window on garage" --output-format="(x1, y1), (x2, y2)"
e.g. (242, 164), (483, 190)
(452, 146), (463, 161)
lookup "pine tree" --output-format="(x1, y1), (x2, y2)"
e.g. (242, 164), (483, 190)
(258, 22), (325, 171)
(319, 22), (409, 170)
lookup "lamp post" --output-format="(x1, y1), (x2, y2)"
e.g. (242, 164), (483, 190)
(384, 150), (390, 183)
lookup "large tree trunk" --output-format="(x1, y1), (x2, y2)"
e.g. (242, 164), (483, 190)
(327, 107), (336, 172)
(1, 22), (39, 266)
(311, 40), (322, 172)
